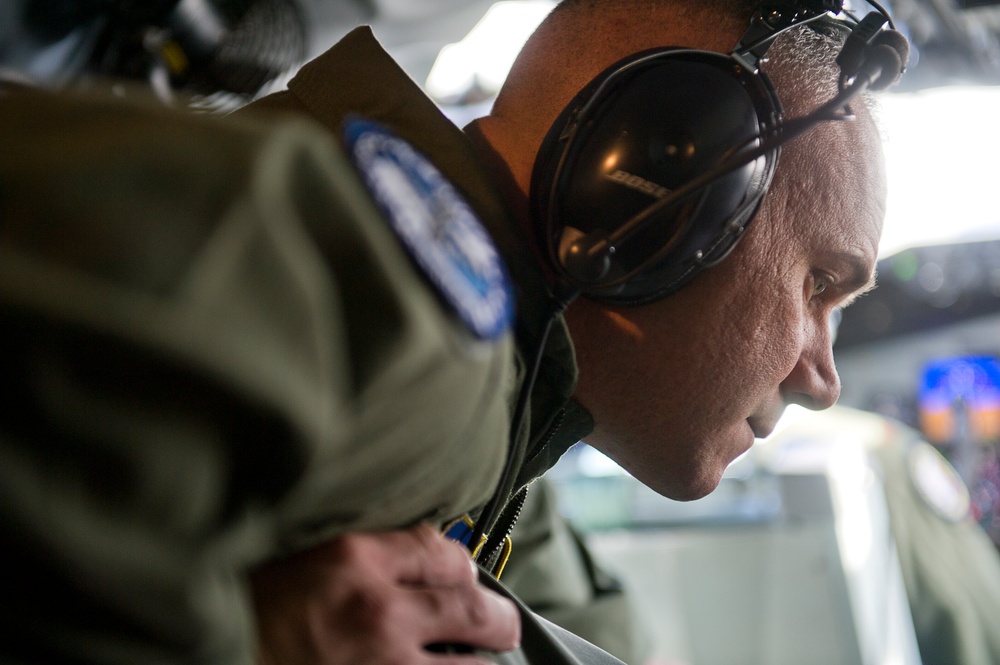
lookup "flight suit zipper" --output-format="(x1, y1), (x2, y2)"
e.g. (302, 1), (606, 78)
(478, 408), (567, 576)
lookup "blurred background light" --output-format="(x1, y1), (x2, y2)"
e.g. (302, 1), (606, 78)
(425, 0), (555, 104)
(879, 87), (1000, 258)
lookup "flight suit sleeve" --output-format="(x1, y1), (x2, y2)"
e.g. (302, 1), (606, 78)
(873, 430), (1000, 665)
(0, 90), (514, 664)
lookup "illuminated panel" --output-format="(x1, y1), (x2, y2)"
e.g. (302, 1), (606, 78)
(918, 355), (1000, 445)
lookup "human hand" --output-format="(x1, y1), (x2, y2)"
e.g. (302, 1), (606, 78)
(250, 523), (521, 665)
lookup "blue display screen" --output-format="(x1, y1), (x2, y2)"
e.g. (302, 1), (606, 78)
(918, 355), (1000, 444)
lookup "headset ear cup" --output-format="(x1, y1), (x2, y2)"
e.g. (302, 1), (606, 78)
(866, 30), (908, 89)
(530, 96), (594, 275)
(873, 29), (910, 68)
(530, 48), (781, 305)
(864, 43), (903, 90)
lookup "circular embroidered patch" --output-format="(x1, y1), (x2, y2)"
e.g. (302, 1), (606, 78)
(908, 442), (971, 523)
(344, 118), (513, 341)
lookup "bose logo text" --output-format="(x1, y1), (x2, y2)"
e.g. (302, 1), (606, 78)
(606, 169), (670, 199)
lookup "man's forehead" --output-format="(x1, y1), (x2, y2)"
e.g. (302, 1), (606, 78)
(783, 108), (886, 218)
(764, 112), (884, 277)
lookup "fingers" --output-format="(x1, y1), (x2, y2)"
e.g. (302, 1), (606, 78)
(327, 524), (478, 587)
(251, 525), (521, 665)
(420, 655), (497, 665)
(405, 583), (521, 653)
(339, 554), (519, 654)
(417, 654), (496, 665)
(364, 525), (520, 651)
(386, 523), (481, 587)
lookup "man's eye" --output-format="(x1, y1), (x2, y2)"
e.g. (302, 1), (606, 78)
(812, 273), (830, 296)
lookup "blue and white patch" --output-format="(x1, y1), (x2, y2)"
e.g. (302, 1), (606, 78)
(344, 118), (513, 340)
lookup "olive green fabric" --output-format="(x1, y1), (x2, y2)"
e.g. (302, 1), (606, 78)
(241, 27), (597, 525)
(868, 418), (1000, 665)
(0, 25), (621, 665)
(480, 569), (626, 665)
(18, 23), (995, 665)
(235, 27), (1000, 665)
(243, 27), (641, 664)
(503, 480), (652, 664)
(0, 83), (514, 662)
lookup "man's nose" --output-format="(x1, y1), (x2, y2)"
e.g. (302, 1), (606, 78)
(781, 315), (841, 410)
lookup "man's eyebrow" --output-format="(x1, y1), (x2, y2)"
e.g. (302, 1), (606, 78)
(836, 253), (878, 307)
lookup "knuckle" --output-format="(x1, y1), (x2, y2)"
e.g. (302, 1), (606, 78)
(326, 532), (373, 567)
(345, 585), (393, 635)
(412, 524), (476, 581)
(409, 522), (443, 552)
(422, 586), (450, 619)
(457, 585), (492, 626)
(449, 586), (520, 650)
(442, 537), (476, 572)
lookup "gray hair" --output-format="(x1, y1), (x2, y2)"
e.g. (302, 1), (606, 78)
(766, 20), (878, 117)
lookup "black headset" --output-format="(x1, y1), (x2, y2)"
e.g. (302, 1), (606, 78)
(530, 0), (909, 307)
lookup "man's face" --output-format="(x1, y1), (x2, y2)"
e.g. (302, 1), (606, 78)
(567, 106), (885, 501)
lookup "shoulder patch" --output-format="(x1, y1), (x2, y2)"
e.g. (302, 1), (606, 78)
(344, 118), (513, 340)
(908, 442), (971, 523)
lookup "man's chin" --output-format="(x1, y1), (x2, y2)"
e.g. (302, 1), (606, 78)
(671, 474), (724, 502)
(642, 435), (750, 501)
(591, 433), (743, 502)
(638, 464), (726, 503)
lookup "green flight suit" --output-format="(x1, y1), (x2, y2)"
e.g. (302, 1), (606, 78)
(235, 27), (1000, 665)
(867, 415), (1000, 665)
(503, 479), (653, 664)
(769, 406), (1000, 665)
(0, 25), (627, 665)
(243, 25), (639, 663)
